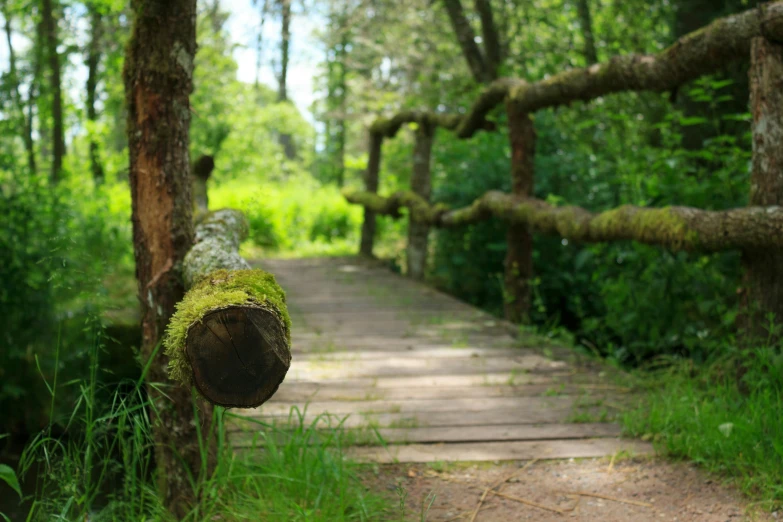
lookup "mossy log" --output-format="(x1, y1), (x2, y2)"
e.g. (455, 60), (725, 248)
(343, 189), (783, 253)
(165, 209), (292, 408)
(370, 2), (783, 140)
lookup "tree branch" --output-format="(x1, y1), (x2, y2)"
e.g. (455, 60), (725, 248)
(343, 189), (783, 253)
(441, 0), (489, 83)
(474, 0), (503, 78)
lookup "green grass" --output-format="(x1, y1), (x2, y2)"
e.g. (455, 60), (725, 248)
(15, 330), (393, 521)
(622, 349), (783, 509)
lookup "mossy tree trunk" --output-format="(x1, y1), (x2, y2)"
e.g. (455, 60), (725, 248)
(124, 0), (215, 517)
(360, 131), (382, 257)
(740, 36), (783, 345)
(407, 121), (434, 280)
(504, 102), (536, 323)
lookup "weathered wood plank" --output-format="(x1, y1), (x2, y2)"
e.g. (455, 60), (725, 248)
(345, 438), (654, 463)
(230, 423), (621, 445)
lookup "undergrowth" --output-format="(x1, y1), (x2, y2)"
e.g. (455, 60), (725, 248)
(622, 336), (783, 509)
(8, 324), (391, 521)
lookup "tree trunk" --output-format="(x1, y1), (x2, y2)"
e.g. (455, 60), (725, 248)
(441, 0), (489, 83)
(2, 0), (35, 173)
(407, 122), (434, 280)
(277, 0), (295, 159)
(40, 0), (65, 182)
(474, 0), (502, 78)
(86, 3), (104, 184)
(504, 102), (535, 323)
(191, 155), (214, 212)
(740, 36), (783, 345)
(335, 29), (348, 187)
(360, 131), (382, 257)
(254, 0), (270, 92)
(123, 0), (215, 517)
(576, 0), (598, 65)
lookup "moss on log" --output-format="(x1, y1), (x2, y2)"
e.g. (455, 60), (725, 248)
(369, 2), (783, 140)
(165, 209), (292, 408)
(343, 189), (783, 253)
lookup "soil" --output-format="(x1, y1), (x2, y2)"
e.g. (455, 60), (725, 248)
(365, 457), (777, 522)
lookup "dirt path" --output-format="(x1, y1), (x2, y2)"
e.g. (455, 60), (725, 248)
(232, 256), (770, 521)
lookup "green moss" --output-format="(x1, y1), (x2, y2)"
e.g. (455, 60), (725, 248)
(164, 268), (291, 386)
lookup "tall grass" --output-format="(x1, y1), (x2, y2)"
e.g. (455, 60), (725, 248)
(623, 341), (783, 508)
(15, 325), (390, 521)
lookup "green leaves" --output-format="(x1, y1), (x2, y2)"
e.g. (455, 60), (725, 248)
(0, 464), (21, 498)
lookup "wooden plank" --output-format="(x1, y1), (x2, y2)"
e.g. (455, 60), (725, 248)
(229, 423), (622, 445)
(278, 373), (561, 388)
(234, 406), (580, 428)
(256, 396), (576, 416)
(269, 383), (577, 401)
(291, 347), (535, 361)
(345, 438), (654, 463)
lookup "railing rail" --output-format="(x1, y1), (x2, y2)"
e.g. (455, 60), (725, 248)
(345, 2), (783, 333)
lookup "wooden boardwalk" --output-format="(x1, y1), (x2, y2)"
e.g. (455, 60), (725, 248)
(232, 257), (651, 463)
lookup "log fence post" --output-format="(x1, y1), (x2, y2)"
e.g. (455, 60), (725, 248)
(503, 101), (536, 323)
(407, 119), (435, 280)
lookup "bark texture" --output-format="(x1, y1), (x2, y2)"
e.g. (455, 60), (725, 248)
(741, 36), (783, 343)
(123, 1), (214, 517)
(344, 189), (783, 253)
(407, 122), (434, 280)
(41, 0), (65, 181)
(167, 209), (291, 409)
(504, 103), (535, 323)
(359, 131), (382, 257)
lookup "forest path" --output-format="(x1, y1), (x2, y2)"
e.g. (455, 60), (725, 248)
(230, 256), (650, 463)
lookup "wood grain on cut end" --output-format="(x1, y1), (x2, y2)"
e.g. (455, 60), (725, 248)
(186, 305), (291, 408)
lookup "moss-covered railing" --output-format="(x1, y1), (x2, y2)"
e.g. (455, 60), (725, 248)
(346, 2), (783, 331)
(164, 209), (292, 408)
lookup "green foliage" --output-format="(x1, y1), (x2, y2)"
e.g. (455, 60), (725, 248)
(0, 170), (132, 434)
(210, 176), (363, 256)
(18, 340), (390, 521)
(624, 340), (783, 507)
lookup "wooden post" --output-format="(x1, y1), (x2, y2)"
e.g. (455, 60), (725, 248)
(504, 101), (536, 323)
(407, 120), (434, 280)
(192, 154), (215, 213)
(360, 131), (382, 257)
(740, 36), (783, 344)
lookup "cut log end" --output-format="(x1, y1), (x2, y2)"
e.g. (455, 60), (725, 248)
(186, 305), (291, 408)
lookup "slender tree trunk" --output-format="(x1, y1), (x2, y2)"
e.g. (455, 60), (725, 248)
(336, 31), (347, 187)
(124, 0), (216, 517)
(576, 0), (598, 65)
(360, 131), (382, 257)
(740, 36), (783, 346)
(441, 0), (489, 83)
(254, 0), (269, 92)
(407, 122), (434, 280)
(86, 3), (104, 183)
(277, 0), (295, 159)
(504, 101), (535, 323)
(474, 0), (502, 77)
(40, 0), (65, 182)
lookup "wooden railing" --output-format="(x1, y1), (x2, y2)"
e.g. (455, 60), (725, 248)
(344, 3), (783, 330)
